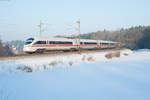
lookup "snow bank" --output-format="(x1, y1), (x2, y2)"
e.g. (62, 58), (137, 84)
(0, 49), (132, 73)
(0, 49), (150, 100)
(135, 49), (150, 52)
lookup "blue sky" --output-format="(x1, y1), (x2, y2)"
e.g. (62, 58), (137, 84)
(0, 0), (150, 41)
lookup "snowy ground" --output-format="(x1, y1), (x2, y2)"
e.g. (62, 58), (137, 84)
(0, 49), (150, 100)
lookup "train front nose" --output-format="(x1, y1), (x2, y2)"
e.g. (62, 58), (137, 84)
(23, 45), (32, 52)
(24, 37), (35, 53)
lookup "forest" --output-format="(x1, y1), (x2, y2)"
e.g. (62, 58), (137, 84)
(79, 26), (150, 50)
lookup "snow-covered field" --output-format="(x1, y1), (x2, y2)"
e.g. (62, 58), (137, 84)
(0, 49), (150, 100)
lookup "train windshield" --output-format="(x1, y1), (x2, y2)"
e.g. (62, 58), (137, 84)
(25, 38), (34, 45)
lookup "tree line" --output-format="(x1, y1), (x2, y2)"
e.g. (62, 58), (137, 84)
(0, 39), (14, 56)
(79, 26), (150, 50)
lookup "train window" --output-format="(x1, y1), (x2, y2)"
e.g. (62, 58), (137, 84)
(101, 43), (109, 45)
(109, 43), (114, 45)
(26, 38), (34, 41)
(25, 41), (32, 45)
(49, 41), (72, 45)
(80, 42), (84, 45)
(84, 42), (97, 45)
(34, 41), (46, 45)
(63, 42), (72, 45)
(41, 41), (46, 44)
(25, 38), (34, 45)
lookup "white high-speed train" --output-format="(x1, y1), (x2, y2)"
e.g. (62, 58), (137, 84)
(23, 37), (118, 54)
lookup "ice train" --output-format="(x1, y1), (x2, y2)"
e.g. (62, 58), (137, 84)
(23, 37), (119, 54)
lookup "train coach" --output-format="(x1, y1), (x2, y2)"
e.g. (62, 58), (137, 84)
(23, 37), (118, 54)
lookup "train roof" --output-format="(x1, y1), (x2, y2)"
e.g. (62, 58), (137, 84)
(34, 37), (73, 41)
(31, 37), (117, 43)
(79, 39), (117, 43)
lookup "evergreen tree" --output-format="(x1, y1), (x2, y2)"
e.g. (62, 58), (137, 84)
(0, 39), (7, 56)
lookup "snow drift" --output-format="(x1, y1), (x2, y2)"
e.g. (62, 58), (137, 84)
(0, 49), (132, 73)
(0, 49), (150, 100)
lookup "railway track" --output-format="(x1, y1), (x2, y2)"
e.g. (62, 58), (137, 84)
(0, 48), (125, 61)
